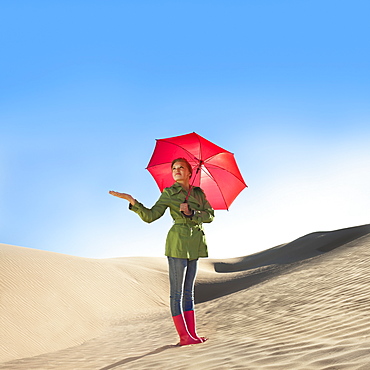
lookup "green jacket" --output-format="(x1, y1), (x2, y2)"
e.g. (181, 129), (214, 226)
(129, 182), (214, 260)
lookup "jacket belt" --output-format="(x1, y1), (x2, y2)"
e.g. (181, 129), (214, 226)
(173, 219), (199, 226)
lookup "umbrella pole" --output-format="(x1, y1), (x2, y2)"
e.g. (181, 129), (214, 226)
(184, 165), (201, 203)
(181, 167), (201, 217)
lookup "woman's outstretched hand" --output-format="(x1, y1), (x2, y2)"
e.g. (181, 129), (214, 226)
(109, 191), (136, 205)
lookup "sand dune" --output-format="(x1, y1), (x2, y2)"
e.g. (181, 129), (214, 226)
(0, 247), (169, 363)
(1, 224), (370, 369)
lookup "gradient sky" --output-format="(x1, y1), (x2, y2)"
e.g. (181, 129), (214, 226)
(1, 1), (369, 259)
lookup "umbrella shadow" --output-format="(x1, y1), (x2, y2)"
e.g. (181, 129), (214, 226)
(98, 344), (178, 370)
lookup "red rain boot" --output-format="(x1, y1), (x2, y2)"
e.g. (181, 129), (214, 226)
(172, 314), (203, 346)
(184, 310), (208, 343)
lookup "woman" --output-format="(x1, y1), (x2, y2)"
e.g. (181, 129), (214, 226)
(109, 157), (214, 346)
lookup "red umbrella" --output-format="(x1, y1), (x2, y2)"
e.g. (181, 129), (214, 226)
(146, 132), (247, 210)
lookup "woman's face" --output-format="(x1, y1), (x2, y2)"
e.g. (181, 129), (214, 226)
(172, 161), (191, 183)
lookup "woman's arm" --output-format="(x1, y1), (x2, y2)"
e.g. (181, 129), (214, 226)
(109, 190), (169, 223)
(190, 188), (214, 223)
(194, 203), (214, 223)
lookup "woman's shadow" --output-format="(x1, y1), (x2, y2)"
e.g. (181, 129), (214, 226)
(99, 344), (178, 370)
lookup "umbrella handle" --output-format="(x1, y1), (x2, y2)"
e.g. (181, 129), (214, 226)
(181, 164), (201, 217)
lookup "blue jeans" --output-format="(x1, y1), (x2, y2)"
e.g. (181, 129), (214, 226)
(167, 257), (198, 317)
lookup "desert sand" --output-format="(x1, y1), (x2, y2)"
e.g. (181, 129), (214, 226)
(1, 224), (370, 369)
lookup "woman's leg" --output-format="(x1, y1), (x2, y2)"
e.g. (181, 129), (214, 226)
(182, 258), (198, 312)
(167, 256), (187, 317)
(167, 257), (202, 345)
(183, 259), (207, 342)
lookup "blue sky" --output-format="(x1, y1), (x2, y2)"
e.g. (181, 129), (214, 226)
(1, 1), (369, 259)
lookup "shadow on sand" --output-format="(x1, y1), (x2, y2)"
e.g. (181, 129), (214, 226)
(196, 224), (370, 303)
(98, 345), (178, 370)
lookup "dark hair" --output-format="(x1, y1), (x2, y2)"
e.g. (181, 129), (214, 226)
(171, 157), (193, 177)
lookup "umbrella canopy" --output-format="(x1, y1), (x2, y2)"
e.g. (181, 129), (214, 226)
(146, 132), (247, 210)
